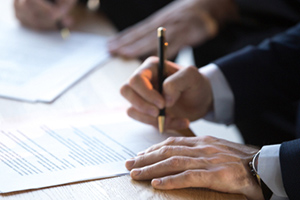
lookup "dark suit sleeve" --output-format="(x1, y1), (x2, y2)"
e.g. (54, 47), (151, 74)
(214, 23), (300, 199)
(99, 0), (173, 30)
(234, 0), (300, 24)
(280, 139), (300, 200)
(215, 23), (300, 124)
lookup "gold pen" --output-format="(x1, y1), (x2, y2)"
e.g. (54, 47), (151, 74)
(157, 27), (167, 133)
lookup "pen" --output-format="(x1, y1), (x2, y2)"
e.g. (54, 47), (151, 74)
(157, 27), (166, 133)
(47, 0), (70, 39)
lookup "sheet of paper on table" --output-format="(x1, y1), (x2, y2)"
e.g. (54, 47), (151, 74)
(0, 23), (109, 103)
(0, 112), (179, 193)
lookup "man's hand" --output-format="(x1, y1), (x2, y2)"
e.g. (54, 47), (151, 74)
(14, 0), (76, 30)
(125, 136), (264, 200)
(120, 57), (213, 131)
(108, 0), (238, 60)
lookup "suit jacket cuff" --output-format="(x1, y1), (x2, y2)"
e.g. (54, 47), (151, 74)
(199, 63), (234, 125)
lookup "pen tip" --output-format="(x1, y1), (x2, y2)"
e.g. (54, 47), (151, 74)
(158, 116), (165, 133)
(61, 28), (70, 39)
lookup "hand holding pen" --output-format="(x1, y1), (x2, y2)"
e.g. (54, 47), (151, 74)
(120, 29), (213, 133)
(14, 0), (75, 31)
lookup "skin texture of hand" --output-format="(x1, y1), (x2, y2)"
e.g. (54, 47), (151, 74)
(14, 0), (76, 30)
(125, 136), (264, 200)
(108, 0), (238, 60)
(120, 56), (213, 131)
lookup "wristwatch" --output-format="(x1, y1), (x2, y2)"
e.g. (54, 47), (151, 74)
(249, 150), (273, 200)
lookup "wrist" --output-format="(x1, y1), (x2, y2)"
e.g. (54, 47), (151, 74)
(249, 150), (261, 185)
(249, 150), (273, 200)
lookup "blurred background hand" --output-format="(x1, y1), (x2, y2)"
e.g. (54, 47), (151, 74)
(14, 0), (76, 30)
(108, 0), (238, 60)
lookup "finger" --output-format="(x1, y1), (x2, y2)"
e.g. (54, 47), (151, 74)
(130, 156), (208, 180)
(163, 66), (203, 107)
(15, 0), (57, 29)
(151, 169), (211, 190)
(56, 0), (76, 26)
(127, 107), (157, 127)
(27, 0), (56, 21)
(128, 70), (164, 109)
(114, 34), (157, 59)
(151, 165), (262, 199)
(142, 137), (198, 155)
(120, 84), (159, 117)
(128, 57), (173, 109)
(126, 146), (205, 170)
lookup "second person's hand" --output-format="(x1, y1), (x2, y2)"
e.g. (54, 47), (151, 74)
(108, 0), (238, 60)
(120, 57), (213, 131)
(14, 0), (76, 30)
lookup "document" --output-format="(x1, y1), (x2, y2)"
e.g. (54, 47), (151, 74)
(0, 23), (109, 102)
(0, 113), (179, 193)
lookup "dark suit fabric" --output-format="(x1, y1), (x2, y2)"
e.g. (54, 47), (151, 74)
(215, 23), (300, 200)
(280, 139), (300, 200)
(99, 0), (173, 31)
(94, 0), (300, 146)
(193, 0), (300, 147)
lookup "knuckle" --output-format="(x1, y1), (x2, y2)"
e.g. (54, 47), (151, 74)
(201, 135), (216, 143)
(163, 79), (175, 90)
(168, 156), (182, 168)
(159, 146), (173, 157)
(165, 137), (185, 145)
(135, 155), (145, 164)
(185, 65), (198, 74)
(165, 137), (177, 145)
(184, 66), (203, 83)
(182, 170), (195, 182)
(207, 156), (220, 165)
(200, 144), (219, 155)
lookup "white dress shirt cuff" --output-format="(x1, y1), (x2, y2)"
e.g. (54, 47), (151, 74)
(259, 145), (287, 198)
(199, 63), (234, 125)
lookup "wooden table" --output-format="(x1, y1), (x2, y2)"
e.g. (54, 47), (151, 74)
(0, 1), (246, 199)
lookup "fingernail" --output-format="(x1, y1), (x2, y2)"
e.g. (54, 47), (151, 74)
(131, 169), (141, 177)
(152, 179), (161, 186)
(137, 151), (145, 156)
(125, 158), (135, 169)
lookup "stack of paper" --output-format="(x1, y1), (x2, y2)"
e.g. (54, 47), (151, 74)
(0, 23), (110, 102)
(0, 113), (179, 193)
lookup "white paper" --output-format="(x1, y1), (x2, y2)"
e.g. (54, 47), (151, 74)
(0, 23), (110, 102)
(0, 114), (179, 193)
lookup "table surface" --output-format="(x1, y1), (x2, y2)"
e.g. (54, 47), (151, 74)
(0, 1), (246, 199)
